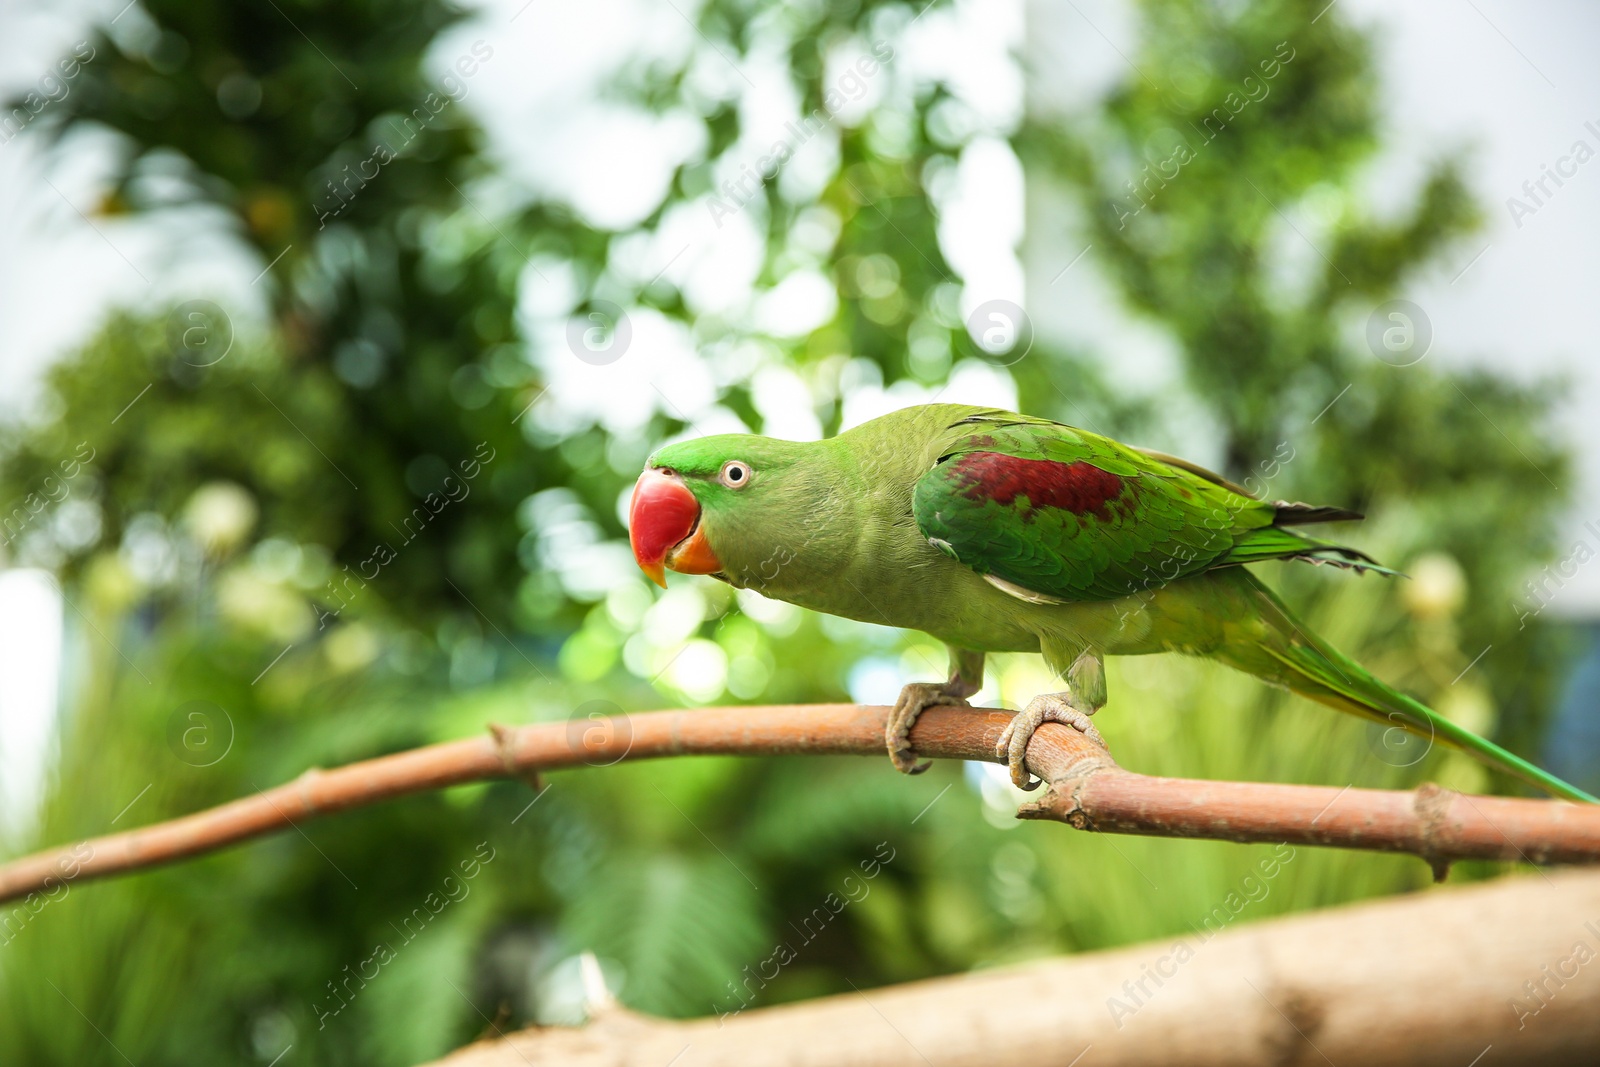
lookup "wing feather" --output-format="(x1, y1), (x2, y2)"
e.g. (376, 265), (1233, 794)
(913, 412), (1322, 603)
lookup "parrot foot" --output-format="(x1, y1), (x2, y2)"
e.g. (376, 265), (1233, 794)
(886, 682), (973, 775)
(997, 692), (1108, 791)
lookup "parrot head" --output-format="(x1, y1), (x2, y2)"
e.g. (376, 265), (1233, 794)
(629, 434), (808, 588)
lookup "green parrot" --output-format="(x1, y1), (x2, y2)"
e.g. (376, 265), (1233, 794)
(629, 403), (1594, 802)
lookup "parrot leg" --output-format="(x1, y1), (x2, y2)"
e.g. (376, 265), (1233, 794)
(885, 647), (985, 775)
(997, 650), (1110, 790)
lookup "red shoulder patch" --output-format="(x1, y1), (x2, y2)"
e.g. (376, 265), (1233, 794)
(948, 451), (1126, 518)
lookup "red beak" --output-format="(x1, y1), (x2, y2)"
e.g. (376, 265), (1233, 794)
(629, 468), (721, 587)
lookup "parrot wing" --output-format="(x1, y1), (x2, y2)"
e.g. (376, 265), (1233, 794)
(911, 411), (1381, 604)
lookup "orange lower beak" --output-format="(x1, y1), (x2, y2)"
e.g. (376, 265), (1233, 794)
(629, 469), (722, 587)
(666, 524), (722, 577)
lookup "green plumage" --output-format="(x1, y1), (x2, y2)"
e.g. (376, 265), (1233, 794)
(647, 404), (1594, 803)
(912, 410), (1384, 602)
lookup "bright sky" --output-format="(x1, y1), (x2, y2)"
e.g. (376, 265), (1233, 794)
(0, 570), (59, 840)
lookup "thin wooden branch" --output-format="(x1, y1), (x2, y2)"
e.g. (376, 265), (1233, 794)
(3, 702), (1600, 906)
(423, 868), (1600, 1067)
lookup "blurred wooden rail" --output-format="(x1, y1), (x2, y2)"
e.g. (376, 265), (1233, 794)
(4, 703), (1600, 906)
(426, 869), (1600, 1067)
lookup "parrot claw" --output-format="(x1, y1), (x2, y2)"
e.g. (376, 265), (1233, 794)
(886, 682), (972, 775)
(997, 692), (1108, 790)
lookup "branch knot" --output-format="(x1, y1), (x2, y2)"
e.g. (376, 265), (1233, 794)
(1413, 781), (1459, 883)
(488, 722), (546, 794)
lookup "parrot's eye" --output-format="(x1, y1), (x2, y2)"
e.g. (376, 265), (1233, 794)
(719, 460), (752, 489)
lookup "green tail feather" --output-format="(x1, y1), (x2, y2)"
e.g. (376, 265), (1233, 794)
(1222, 527), (1405, 577)
(1262, 619), (1597, 804)
(1208, 569), (1595, 802)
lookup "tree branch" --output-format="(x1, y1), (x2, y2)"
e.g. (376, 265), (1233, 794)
(3, 702), (1599, 906)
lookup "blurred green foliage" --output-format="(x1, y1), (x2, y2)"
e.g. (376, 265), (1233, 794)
(0, 0), (1576, 1063)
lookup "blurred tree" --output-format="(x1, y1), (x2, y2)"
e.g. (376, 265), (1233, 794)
(1024, 0), (1480, 468)
(1020, 0), (1572, 762)
(9, 0), (576, 634)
